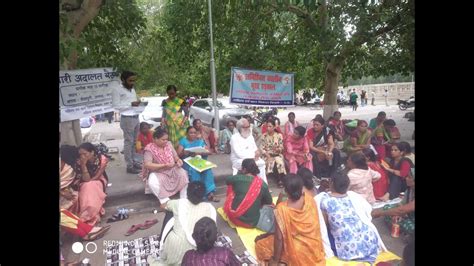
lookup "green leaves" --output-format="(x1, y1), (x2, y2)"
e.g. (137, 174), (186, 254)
(60, 0), (412, 98)
(74, 0), (146, 70)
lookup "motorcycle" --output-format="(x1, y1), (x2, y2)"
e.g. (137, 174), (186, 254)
(397, 96), (415, 110)
(254, 108), (280, 127)
(95, 142), (114, 161)
(337, 98), (350, 107)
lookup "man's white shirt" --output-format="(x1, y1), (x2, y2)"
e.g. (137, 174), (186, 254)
(111, 82), (143, 116)
(230, 133), (258, 168)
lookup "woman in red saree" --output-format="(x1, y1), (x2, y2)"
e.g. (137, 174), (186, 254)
(223, 158), (273, 228)
(327, 111), (347, 141)
(135, 122), (153, 154)
(362, 148), (389, 200)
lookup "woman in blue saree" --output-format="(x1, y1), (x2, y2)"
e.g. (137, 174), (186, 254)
(177, 126), (219, 202)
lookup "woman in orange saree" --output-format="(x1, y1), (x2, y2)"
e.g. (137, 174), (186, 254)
(255, 174), (325, 266)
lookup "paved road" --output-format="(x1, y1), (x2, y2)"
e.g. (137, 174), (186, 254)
(62, 103), (414, 264)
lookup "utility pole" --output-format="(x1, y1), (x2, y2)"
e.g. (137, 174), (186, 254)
(207, 0), (219, 131)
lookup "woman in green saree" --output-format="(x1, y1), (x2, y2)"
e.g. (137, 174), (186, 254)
(161, 85), (190, 148)
(343, 119), (372, 155)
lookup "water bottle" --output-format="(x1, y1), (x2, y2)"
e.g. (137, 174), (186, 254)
(116, 207), (136, 219)
(117, 207), (136, 214)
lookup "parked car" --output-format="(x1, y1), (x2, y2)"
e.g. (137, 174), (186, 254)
(189, 98), (255, 130)
(139, 97), (166, 129)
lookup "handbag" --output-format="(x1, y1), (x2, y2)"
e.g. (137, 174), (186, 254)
(256, 205), (275, 233)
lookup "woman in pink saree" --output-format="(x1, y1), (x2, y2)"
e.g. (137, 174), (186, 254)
(75, 142), (108, 226)
(284, 126), (313, 174)
(142, 127), (189, 204)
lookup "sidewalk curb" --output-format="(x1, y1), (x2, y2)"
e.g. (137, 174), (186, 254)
(104, 173), (231, 208)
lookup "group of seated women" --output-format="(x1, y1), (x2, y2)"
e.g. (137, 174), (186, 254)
(146, 160), (413, 265)
(222, 160), (414, 265)
(248, 168), (387, 265)
(136, 110), (414, 265)
(240, 110), (409, 188)
(221, 109), (411, 203)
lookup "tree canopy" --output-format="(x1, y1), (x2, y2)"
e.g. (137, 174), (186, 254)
(60, 0), (414, 111)
(142, 0), (414, 102)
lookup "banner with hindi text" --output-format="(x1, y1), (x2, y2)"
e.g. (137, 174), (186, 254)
(229, 67), (294, 107)
(59, 68), (119, 122)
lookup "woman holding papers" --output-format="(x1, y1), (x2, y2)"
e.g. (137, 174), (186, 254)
(177, 126), (218, 202)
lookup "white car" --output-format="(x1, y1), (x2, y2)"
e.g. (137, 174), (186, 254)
(189, 98), (255, 130)
(139, 97), (166, 129)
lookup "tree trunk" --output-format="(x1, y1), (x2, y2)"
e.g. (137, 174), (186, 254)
(59, 0), (104, 147)
(60, 119), (83, 146)
(322, 59), (343, 120)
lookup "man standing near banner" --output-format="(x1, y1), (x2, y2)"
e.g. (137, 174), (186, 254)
(112, 70), (142, 174)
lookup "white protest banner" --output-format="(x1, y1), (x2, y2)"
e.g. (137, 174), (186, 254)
(59, 68), (119, 122)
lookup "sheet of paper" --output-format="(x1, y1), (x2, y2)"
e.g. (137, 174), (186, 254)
(184, 146), (209, 153)
(184, 157), (217, 172)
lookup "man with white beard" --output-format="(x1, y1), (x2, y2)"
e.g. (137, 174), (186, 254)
(230, 118), (267, 184)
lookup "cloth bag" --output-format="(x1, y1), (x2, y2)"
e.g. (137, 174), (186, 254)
(255, 205), (275, 233)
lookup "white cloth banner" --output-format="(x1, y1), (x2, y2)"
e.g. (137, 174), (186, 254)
(59, 68), (119, 122)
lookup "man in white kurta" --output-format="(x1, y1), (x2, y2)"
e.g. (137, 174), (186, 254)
(230, 118), (267, 184)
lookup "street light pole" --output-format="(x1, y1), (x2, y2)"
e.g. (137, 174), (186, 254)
(207, 0), (219, 131)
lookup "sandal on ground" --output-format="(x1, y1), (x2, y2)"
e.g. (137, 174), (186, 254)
(125, 224), (143, 236)
(139, 219), (159, 230)
(83, 225), (111, 241)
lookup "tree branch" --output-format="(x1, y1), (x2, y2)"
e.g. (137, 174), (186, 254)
(67, 0), (104, 38)
(287, 5), (318, 28)
(339, 4), (404, 61)
(268, 1), (318, 30)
